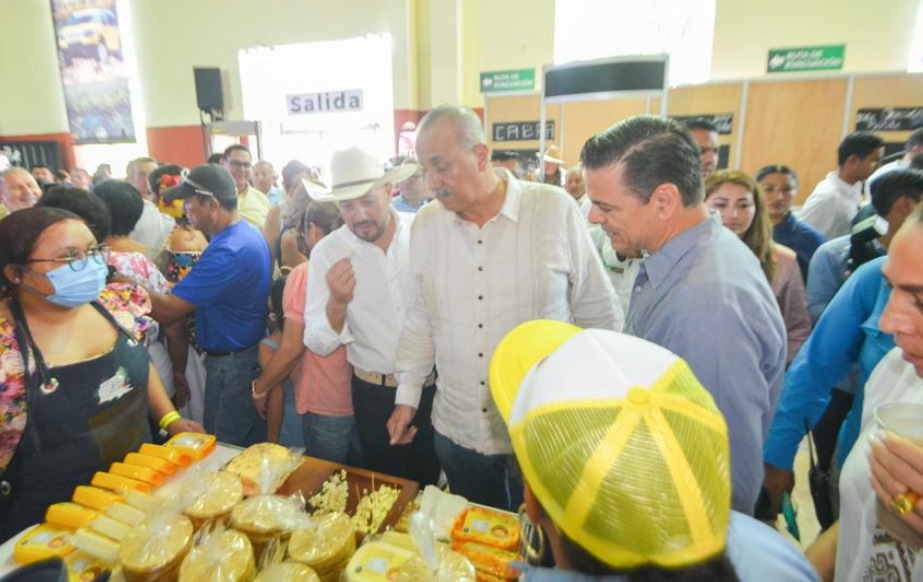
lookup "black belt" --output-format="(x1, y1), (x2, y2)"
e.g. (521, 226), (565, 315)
(203, 346), (254, 358)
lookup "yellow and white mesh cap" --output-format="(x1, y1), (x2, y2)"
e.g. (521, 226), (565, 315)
(489, 320), (731, 570)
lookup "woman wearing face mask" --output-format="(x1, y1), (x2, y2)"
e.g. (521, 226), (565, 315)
(705, 170), (812, 366)
(0, 207), (202, 542)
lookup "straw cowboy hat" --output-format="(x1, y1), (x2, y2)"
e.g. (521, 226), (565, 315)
(303, 147), (418, 202)
(539, 145), (565, 165)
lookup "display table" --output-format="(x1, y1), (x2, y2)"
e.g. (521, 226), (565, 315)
(0, 443), (419, 579)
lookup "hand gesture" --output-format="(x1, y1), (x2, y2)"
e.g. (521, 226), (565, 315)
(326, 257), (356, 306)
(387, 405), (418, 446)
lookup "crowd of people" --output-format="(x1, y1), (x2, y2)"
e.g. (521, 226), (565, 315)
(1, 108), (923, 582)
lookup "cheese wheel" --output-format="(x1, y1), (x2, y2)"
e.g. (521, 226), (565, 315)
(288, 513), (355, 579)
(253, 562), (320, 582)
(178, 528), (254, 582)
(183, 471), (244, 526)
(119, 514), (194, 582)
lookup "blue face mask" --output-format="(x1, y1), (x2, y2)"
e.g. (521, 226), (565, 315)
(34, 259), (109, 308)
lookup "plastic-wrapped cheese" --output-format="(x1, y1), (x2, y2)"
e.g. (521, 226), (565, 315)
(73, 486), (123, 511)
(393, 549), (476, 582)
(253, 562), (320, 582)
(183, 471), (244, 527)
(288, 513), (355, 582)
(14, 524), (75, 564)
(118, 514), (194, 582)
(178, 527), (254, 582)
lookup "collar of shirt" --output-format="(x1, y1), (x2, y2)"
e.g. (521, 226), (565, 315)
(827, 171), (863, 202)
(640, 214), (717, 290)
(452, 168), (523, 226)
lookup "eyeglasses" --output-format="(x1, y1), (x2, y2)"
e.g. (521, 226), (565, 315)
(227, 160), (252, 169)
(26, 244), (110, 272)
(181, 169), (216, 198)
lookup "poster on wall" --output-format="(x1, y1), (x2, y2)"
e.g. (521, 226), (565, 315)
(855, 108), (923, 132)
(50, 0), (136, 143)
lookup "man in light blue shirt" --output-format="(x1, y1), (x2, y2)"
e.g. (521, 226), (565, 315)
(391, 159), (428, 213)
(582, 116), (786, 514)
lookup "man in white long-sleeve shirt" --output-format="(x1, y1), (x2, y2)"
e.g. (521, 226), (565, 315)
(302, 147), (440, 486)
(797, 131), (883, 239)
(388, 106), (623, 510)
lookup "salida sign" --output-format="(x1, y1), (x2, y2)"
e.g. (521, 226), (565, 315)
(287, 90), (363, 115)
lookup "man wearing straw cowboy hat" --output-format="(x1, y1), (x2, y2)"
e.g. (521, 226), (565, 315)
(541, 145), (566, 187)
(302, 147), (440, 485)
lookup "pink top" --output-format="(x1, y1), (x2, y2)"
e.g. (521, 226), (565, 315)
(772, 245), (812, 366)
(108, 251), (170, 293)
(283, 262), (353, 416)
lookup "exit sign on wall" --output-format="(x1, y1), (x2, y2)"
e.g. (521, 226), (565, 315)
(768, 45), (845, 73)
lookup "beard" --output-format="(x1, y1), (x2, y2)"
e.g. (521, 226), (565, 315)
(351, 219), (386, 243)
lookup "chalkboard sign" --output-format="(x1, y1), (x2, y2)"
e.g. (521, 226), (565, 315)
(672, 114), (734, 135)
(493, 120), (556, 142)
(855, 108), (923, 132)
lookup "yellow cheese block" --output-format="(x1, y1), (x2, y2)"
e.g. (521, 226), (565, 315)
(73, 486), (123, 511)
(123, 490), (156, 513)
(73, 528), (119, 563)
(45, 503), (99, 531)
(106, 502), (148, 527)
(92, 471), (152, 494)
(344, 541), (414, 582)
(165, 433), (216, 461)
(13, 524), (75, 564)
(109, 462), (164, 487)
(139, 443), (192, 467)
(64, 551), (112, 582)
(124, 452), (178, 476)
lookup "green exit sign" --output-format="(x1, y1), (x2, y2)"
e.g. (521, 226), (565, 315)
(480, 69), (535, 93)
(768, 45), (845, 73)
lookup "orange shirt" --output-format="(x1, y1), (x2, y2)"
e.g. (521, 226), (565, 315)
(283, 262), (353, 416)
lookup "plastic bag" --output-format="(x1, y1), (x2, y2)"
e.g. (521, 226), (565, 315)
(287, 512), (355, 582)
(118, 510), (194, 582)
(177, 523), (255, 582)
(225, 443), (304, 496)
(393, 513), (476, 582)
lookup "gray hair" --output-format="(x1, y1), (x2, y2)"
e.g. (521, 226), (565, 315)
(0, 167), (32, 183)
(418, 105), (485, 150)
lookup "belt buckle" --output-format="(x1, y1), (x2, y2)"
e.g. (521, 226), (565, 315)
(0, 480), (12, 497)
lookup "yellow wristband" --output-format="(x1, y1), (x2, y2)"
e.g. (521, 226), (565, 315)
(158, 411), (181, 431)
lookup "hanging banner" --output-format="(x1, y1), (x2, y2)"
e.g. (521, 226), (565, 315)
(50, 0), (136, 143)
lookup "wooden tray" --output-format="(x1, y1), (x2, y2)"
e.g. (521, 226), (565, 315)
(277, 455), (419, 534)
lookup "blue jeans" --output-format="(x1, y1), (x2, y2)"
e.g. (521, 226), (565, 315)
(204, 347), (266, 446)
(278, 381), (305, 449)
(433, 431), (522, 511)
(302, 412), (363, 466)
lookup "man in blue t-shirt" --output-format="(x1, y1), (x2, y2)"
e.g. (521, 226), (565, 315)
(148, 163), (271, 446)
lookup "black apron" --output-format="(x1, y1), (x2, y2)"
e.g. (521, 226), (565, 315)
(0, 298), (151, 542)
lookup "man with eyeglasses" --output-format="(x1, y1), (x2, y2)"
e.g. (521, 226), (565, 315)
(221, 144), (271, 230)
(144, 163), (272, 446)
(391, 158), (429, 213)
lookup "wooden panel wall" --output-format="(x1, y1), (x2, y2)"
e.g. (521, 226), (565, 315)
(740, 79), (848, 204)
(485, 94), (561, 153)
(849, 75), (923, 146)
(561, 98), (647, 167)
(484, 74), (922, 205)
